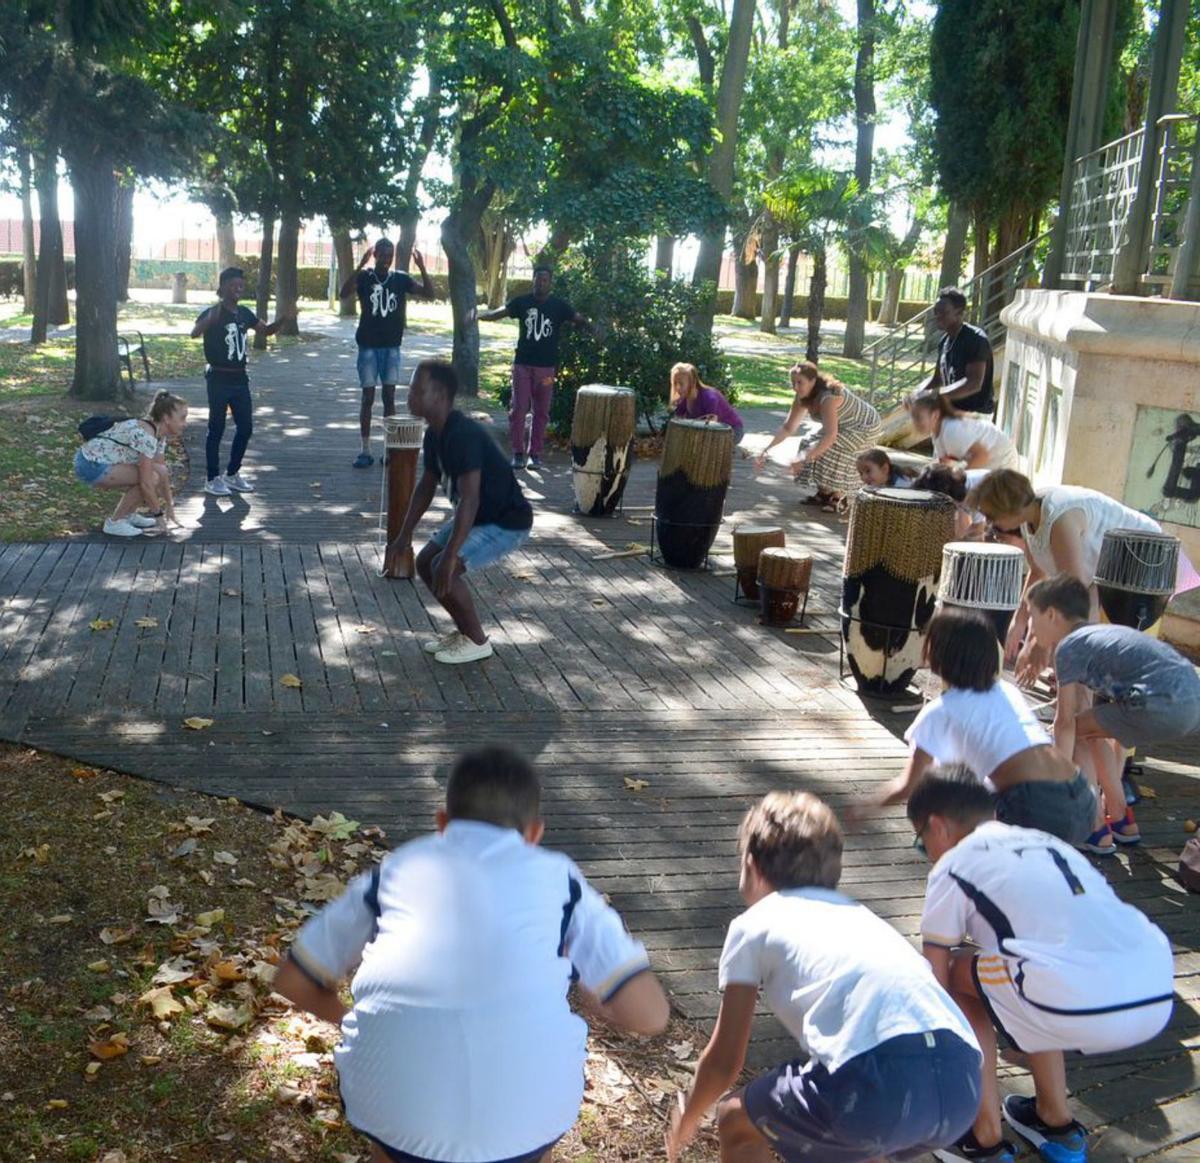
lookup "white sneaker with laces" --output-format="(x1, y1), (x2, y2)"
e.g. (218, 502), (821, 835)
(205, 476), (232, 496)
(435, 636), (494, 665)
(224, 473), (255, 493)
(423, 630), (463, 656)
(128, 513), (161, 529)
(103, 517), (144, 538)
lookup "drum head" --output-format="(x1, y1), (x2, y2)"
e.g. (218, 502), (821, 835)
(578, 384), (635, 398)
(670, 417), (731, 432)
(860, 487), (941, 504)
(942, 541), (1024, 560)
(735, 524), (784, 536)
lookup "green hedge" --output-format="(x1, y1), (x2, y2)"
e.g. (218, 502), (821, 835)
(0, 257), (75, 298)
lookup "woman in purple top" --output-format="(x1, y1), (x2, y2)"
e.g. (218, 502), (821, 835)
(670, 363), (744, 443)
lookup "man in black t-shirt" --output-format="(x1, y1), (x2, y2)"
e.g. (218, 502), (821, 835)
(190, 266), (290, 496)
(339, 237), (435, 468)
(478, 265), (591, 470)
(388, 359), (533, 665)
(917, 287), (994, 416)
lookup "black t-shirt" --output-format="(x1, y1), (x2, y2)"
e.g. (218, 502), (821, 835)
(356, 269), (418, 348)
(938, 322), (994, 414)
(423, 410), (534, 531)
(199, 305), (259, 376)
(505, 293), (576, 368)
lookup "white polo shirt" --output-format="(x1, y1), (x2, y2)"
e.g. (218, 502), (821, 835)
(289, 820), (650, 1162)
(921, 822), (1174, 1014)
(719, 887), (977, 1074)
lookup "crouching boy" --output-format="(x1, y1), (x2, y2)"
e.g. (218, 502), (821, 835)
(911, 767), (1174, 1163)
(667, 791), (982, 1163)
(273, 746), (669, 1163)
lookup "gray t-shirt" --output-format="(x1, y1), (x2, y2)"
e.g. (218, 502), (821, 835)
(1055, 624), (1200, 704)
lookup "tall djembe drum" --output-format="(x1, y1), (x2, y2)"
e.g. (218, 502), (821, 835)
(571, 384), (637, 516)
(1095, 528), (1180, 630)
(841, 488), (957, 695)
(381, 415), (426, 579)
(654, 419), (734, 569)
(938, 542), (1027, 643)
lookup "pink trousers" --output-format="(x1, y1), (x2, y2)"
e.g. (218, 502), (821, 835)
(509, 364), (556, 457)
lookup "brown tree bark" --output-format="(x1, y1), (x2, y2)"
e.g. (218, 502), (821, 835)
(655, 235), (676, 278)
(32, 149), (68, 343)
(19, 151), (36, 314)
(253, 214), (276, 351)
(332, 227), (357, 316)
(215, 208), (238, 270)
(274, 211), (300, 336)
(759, 212), (781, 334)
(115, 175), (134, 303)
(441, 178), (495, 397)
(779, 243), (800, 329)
(806, 248), (827, 364)
(938, 201), (970, 293)
(843, 0), (876, 358)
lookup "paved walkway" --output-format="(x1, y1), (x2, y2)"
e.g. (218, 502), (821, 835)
(1, 321), (1198, 1156)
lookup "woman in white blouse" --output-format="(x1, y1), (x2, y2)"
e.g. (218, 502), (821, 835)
(74, 391), (188, 537)
(909, 392), (1018, 470)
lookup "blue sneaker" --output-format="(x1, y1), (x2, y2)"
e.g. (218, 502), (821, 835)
(934, 1132), (1017, 1162)
(353, 452), (374, 469)
(1003, 1095), (1087, 1163)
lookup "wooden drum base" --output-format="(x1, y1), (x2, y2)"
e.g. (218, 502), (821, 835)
(381, 544), (415, 580)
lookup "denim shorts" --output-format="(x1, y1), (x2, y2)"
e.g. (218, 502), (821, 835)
(1093, 695), (1200, 749)
(743, 1030), (981, 1163)
(995, 770), (1096, 845)
(358, 346), (403, 388)
(74, 448), (112, 486)
(429, 521), (530, 572)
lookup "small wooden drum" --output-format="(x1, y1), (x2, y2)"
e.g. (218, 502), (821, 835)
(937, 542), (1027, 643)
(1096, 528), (1180, 629)
(381, 415), (426, 579)
(733, 524), (786, 601)
(841, 487), (957, 695)
(655, 418), (734, 569)
(571, 384), (637, 516)
(758, 547), (813, 626)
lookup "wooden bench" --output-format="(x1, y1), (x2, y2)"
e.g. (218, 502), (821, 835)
(117, 331), (150, 390)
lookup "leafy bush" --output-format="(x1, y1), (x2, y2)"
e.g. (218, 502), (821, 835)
(0, 260), (23, 299)
(498, 243), (733, 437)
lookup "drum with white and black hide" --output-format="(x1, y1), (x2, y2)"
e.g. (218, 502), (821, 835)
(841, 488), (957, 694)
(571, 384), (637, 516)
(733, 524), (786, 601)
(758, 547), (813, 626)
(381, 415), (426, 579)
(937, 542), (1027, 644)
(1095, 528), (1180, 630)
(655, 419), (734, 569)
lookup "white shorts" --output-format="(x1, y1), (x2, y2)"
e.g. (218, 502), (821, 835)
(973, 953), (1173, 1055)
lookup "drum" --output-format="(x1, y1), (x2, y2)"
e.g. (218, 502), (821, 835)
(571, 385), (637, 516)
(1095, 528), (1180, 629)
(758, 547), (813, 626)
(733, 524), (786, 601)
(381, 416), (426, 579)
(841, 487), (957, 695)
(937, 542), (1027, 643)
(655, 418), (734, 569)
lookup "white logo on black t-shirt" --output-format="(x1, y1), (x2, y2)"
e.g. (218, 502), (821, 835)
(225, 321), (248, 362)
(524, 307), (553, 342)
(370, 281), (399, 318)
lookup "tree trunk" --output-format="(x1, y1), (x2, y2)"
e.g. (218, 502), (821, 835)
(67, 153), (123, 401)
(480, 210), (510, 308)
(877, 268), (903, 324)
(759, 213), (781, 334)
(254, 214), (276, 350)
(115, 175), (134, 303)
(215, 208), (237, 269)
(938, 201), (970, 292)
(32, 149), (68, 343)
(19, 151), (36, 314)
(689, 0), (757, 334)
(397, 211), (419, 270)
(396, 74), (442, 269)
(275, 211), (300, 336)
(655, 235), (676, 278)
(441, 180), (494, 397)
(806, 248), (827, 364)
(332, 227), (357, 316)
(779, 244), (800, 329)
(843, 0), (876, 358)
(731, 249), (758, 318)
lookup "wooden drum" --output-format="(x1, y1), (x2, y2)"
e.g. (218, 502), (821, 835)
(841, 487), (957, 695)
(655, 418), (734, 569)
(571, 384), (637, 517)
(381, 415), (426, 579)
(1096, 528), (1180, 630)
(758, 547), (813, 626)
(937, 542), (1027, 643)
(733, 524), (786, 600)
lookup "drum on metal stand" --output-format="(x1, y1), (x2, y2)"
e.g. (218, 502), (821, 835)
(841, 488), (957, 695)
(1095, 528), (1180, 629)
(937, 542), (1027, 644)
(381, 415), (426, 579)
(654, 419), (734, 569)
(733, 524), (786, 601)
(758, 547), (813, 626)
(571, 384), (637, 516)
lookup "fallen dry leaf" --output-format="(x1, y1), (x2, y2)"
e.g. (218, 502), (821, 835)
(195, 908), (225, 928)
(46, 1099), (68, 1111)
(169, 837), (198, 859)
(623, 777), (650, 792)
(87, 1033), (130, 1060)
(98, 925), (137, 946)
(212, 850), (238, 865)
(205, 1002), (253, 1031)
(97, 789), (125, 804)
(88, 618), (115, 632)
(182, 717), (214, 731)
(82, 1004), (113, 1022)
(48, 914), (73, 925)
(87, 960), (110, 973)
(17, 843), (50, 863)
(185, 816), (215, 834)
(84, 1061), (102, 1082)
(70, 766), (98, 780)
(134, 617), (159, 629)
(139, 985), (185, 1021)
(279, 673), (303, 689)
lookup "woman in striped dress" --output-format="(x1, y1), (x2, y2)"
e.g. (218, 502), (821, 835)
(755, 362), (883, 504)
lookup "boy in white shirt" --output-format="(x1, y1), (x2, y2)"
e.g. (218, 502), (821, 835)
(911, 767), (1174, 1163)
(273, 746), (669, 1163)
(666, 790), (981, 1163)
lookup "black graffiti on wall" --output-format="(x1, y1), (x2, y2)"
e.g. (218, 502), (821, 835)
(1148, 413), (1200, 502)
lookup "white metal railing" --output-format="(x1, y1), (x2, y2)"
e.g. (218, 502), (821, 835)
(1142, 114), (1198, 289)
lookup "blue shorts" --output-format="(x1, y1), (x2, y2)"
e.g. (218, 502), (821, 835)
(743, 1030), (982, 1163)
(358, 346), (402, 388)
(429, 522), (530, 572)
(74, 448), (113, 486)
(368, 1134), (561, 1163)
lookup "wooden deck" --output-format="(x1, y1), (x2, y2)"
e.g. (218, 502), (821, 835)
(1, 322), (1197, 1158)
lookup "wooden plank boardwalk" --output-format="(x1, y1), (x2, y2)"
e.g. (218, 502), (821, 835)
(1, 319), (1197, 1158)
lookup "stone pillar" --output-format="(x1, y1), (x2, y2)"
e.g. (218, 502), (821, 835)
(171, 272), (188, 303)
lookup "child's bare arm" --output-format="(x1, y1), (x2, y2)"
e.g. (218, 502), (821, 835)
(585, 970), (669, 1035)
(1054, 682), (1084, 760)
(922, 942), (953, 991)
(272, 956), (348, 1025)
(876, 748), (933, 807)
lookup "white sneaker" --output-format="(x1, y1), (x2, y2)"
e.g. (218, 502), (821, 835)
(224, 473), (255, 493)
(103, 517), (144, 538)
(128, 513), (161, 529)
(435, 636), (494, 665)
(205, 476), (232, 496)
(423, 630), (463, 656)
